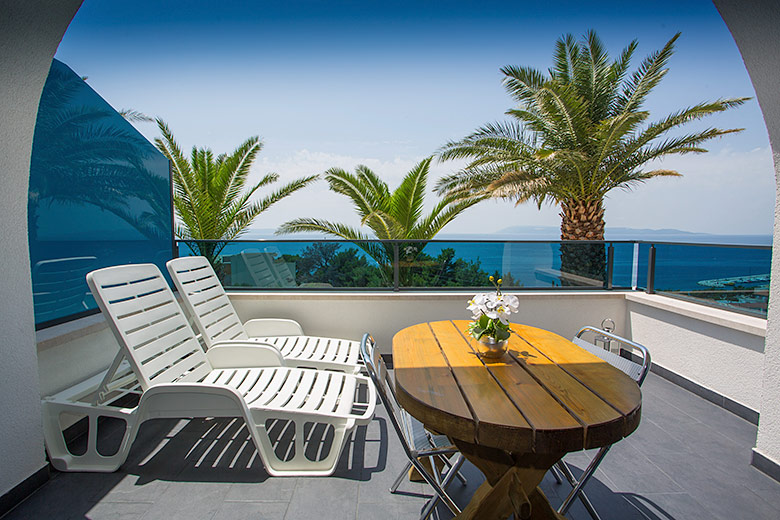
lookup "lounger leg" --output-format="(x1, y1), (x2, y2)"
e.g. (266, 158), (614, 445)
(41, 400), (138, 472)
(251, 417), (354, 477)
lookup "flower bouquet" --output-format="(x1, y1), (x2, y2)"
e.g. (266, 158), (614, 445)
(467, 276), (519, 357)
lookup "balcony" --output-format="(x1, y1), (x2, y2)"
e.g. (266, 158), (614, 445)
(4, 3), (780, 519)
(20, 255), (775, 518)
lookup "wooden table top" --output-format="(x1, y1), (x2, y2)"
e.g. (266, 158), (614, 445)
(393, 320), (642, 454)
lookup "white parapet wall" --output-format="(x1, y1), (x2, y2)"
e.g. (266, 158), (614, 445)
(227, 290), (629, 353)
(626, 293), (767, 415)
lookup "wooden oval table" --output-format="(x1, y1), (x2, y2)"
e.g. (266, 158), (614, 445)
(393, 320), (642, 520)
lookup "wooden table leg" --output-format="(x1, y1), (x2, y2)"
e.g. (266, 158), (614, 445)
(453, 439), (565, 520)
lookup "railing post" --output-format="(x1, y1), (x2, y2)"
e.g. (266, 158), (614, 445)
(393, 242), (400, 291)
(605, 243), (614, 290)
(647, 244), (656, 294)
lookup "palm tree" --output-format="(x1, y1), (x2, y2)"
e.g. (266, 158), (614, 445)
(436, 31), (748, 281)
(154, 119), (317, 269)
(277, 157), (484, 283)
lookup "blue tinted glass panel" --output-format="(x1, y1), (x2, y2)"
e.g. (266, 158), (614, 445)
(611, 242), (638, 288)
(29, 59), (173, 326)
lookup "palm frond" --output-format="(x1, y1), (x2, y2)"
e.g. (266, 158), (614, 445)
(390, 157), (430, 232)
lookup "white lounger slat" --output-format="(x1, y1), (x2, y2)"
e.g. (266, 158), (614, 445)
(335, 376), (357, 416)
(299, 338), (326, 361)
(319, 338), (340, 363)
(194, 293), (232, 319)
(318, 373), (345, 414)
(234, 369), (267, 395)
(149, 351), (207, 385)
(133, 327), (195, 364)
(244, 369), (287, 405)
(264, 370), (304, 409)
(108, 287), (173, 317)
(284, 336), (310, 360)
(125, 317), (189, 354)
(99, 276), (169, 303)
(264, 370), (307, 409)
(211, 321), (246, 343)
(176, 361), (213, 383)
(188, 286), (223, 308)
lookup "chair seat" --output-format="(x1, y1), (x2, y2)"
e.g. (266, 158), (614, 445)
(400, 409), (455, 454)
(249, 336), (361, 368)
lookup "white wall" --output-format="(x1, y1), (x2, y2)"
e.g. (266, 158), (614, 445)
(0, 0), (83, 497)
(627, 293), (766, 411)
(714, 0), (780, 469)
(228, 291), (627, 351)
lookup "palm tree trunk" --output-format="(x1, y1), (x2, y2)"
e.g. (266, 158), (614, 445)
(558, 199), (606, 286)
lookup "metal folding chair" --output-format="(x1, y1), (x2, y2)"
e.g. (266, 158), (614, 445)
(360, 333), (467, 519)
(554, 326), (652, 520)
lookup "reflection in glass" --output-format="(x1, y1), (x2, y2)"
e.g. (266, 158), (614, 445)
(28, 59), (173, 326)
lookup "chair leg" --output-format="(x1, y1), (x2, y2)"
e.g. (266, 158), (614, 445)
(416, 454), (464, 519)
(551, 463), (564, 484)
(557, 446), (611, 520)
(390, 461), (413, 493)
(437, 453), (467, 486)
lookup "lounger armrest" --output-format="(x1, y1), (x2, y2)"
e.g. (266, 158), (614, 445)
(243, 318), (304, 337)
(355, 374), (378, 423)
(141, 383), (251, 418)
(206, 342), (285, 368)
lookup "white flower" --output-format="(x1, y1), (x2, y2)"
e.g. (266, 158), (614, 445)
(467, 293), (489, 319)
(467, 286), (518, 324)
(502, 293), (519, 313)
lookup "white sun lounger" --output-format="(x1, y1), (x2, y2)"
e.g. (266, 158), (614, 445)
(41, 263), (375, 476)
(166, 256), (362, 374)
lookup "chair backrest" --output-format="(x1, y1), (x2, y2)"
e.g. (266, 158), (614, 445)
(573, 326), (651, 385)
(87, 263), (212, 391)
(166, 256), (249, 349)
(360, 334), (418, 458)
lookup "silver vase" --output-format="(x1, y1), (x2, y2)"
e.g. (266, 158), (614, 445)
(476, 335), (508, 359)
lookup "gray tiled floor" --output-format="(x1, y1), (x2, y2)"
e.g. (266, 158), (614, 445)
(5, 373), (780, 520)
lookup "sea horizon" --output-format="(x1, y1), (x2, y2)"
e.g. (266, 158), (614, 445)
(241, 225), (773, 246)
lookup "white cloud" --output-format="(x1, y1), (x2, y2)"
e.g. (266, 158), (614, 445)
(604, 146), (775, 234)
(248, 146), (776, 237)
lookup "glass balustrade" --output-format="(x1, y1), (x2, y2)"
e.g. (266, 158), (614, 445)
(176, 238), (770, 318)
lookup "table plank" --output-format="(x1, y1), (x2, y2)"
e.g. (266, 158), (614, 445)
(393, 323), (474, 442)
(514, 325), (642, 418)
(429, 321), (533, 451)
(478, 353), (585, 453)
(494, 323), (628, 449)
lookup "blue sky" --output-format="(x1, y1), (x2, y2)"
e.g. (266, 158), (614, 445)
(55, 0), (775, 236)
